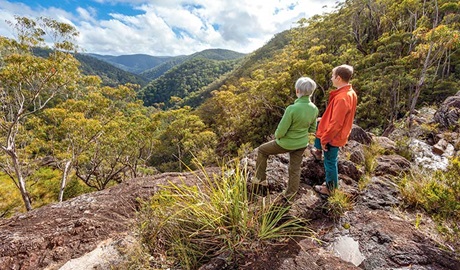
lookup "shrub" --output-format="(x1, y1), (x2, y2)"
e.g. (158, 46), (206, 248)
(0, 174), (23, 217)
(399, 158), (460, 246)
(135, 162), (312, 269)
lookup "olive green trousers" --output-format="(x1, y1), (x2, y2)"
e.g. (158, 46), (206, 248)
(255, 140), (306, 199)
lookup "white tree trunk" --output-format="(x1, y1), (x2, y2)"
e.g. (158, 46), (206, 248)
(10, 150), (32, 211)
(59, 160), (72, 202)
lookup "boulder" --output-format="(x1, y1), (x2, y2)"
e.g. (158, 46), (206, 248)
(434, 91), (460, 130)
(372, 136), (396, 153)
(342, 140), (366, 165)
(374, 155), (411, 176)
(349, 124), (373, 145)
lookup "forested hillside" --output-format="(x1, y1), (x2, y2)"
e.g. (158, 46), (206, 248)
(74, 54), (148, 87)
(140, 56), (244, 108)
(140, 49), (246, 81)
(33, 48), (148, 87)
(140, 55), (189, 81)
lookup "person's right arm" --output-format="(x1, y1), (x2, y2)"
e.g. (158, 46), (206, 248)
(275, 107), (292, 139)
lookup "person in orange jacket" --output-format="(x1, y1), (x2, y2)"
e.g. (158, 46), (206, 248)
(312, 64), (357, 196)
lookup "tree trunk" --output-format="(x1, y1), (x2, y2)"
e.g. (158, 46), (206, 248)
(59, 160), (72, 202)
(10, 151), (32, 211)
(177, 144), (182, 172)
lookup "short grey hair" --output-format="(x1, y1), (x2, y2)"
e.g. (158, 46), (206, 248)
(295, 77), (317, 97)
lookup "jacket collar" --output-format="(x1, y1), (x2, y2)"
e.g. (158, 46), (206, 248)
(295, 95), (311, 103)
(330, 84), (352, 98)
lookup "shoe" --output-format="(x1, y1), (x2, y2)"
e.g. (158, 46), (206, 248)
(311, 148), (322, 161)
(314, 185), (331, 196)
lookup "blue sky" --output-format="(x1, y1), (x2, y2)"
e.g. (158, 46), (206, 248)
(0, 0), (341, 56)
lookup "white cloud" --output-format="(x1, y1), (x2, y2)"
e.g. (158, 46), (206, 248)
(0, 0), (341, 56)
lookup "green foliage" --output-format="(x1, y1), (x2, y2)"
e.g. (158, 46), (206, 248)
(326, 189), (353, 219)
(395, 136), (413, 161)
(149, 107), (217, 172)
(0, 16), (83, 210)
(27, 167), (61, 208)
(363, 142), (385, 175)
(63, 178), (95, 200)
(136, 163), (311, 269)
(0, 174), (23, 217)
(141, 57), (242, 108)
(399, 159), (460, 242)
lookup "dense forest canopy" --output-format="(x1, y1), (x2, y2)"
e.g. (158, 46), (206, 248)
(140, 57), (243, 108)
(1, 0), (459, 213)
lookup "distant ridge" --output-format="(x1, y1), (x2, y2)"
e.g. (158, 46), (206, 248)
(141, 49), (246, 81)
(87, 49), (245, 77)
(32, 48), (148, 87)
(139, 48), (246, 108)
(87, 53), (175, 74)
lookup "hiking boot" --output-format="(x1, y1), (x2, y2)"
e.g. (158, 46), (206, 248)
(314, 185), (331, 197)
(311, 148), (323, 161)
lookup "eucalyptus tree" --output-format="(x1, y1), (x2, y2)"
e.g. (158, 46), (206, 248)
(32, 81), (154, 192)
(0, 17), (80, 210)
(149, 107), (217, 172)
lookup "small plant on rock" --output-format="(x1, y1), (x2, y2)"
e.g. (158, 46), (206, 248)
(326, 189), (353, 219)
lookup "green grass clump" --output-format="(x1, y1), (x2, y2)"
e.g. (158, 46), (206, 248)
(363, 142), (384, 174)
(399, 158), (460, 247)
(326, 189), (353, 219)
(135, 162), (312, 269)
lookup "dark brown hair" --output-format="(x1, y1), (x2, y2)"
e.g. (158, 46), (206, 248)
(333, 64), (354, 82)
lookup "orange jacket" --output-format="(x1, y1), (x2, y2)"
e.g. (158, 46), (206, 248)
(316, 84), (357, 147)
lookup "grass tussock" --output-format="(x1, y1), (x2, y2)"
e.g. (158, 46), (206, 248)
(326, 189), (353, 219)
(399, 158), (460, 246)
(363, 142), (384, 174)
(133, 162), (312, 269)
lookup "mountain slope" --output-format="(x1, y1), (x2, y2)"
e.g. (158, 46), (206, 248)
(140, 55), (189, 81)
(74, 54), (148, 87)
(139, 49), (246, 108)
(140, 57), (243, 108)
(31, 48), (148, 87)
(140, 49), (246, 81)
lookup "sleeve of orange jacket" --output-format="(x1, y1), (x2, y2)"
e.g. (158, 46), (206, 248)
(320, 99), (349, 145)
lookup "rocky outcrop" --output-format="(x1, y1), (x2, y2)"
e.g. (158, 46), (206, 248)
(374, 154), (411, 176)
(434, 91), (460, 130)
(0, 170), (219, 270)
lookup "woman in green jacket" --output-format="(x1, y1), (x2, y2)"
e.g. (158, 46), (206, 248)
(253, 77), (319, 201)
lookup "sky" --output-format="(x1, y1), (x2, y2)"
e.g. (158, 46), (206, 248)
(0, 0), (341, 56)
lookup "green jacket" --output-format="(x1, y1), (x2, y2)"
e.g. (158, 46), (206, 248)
(275, 96), (318, 150)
